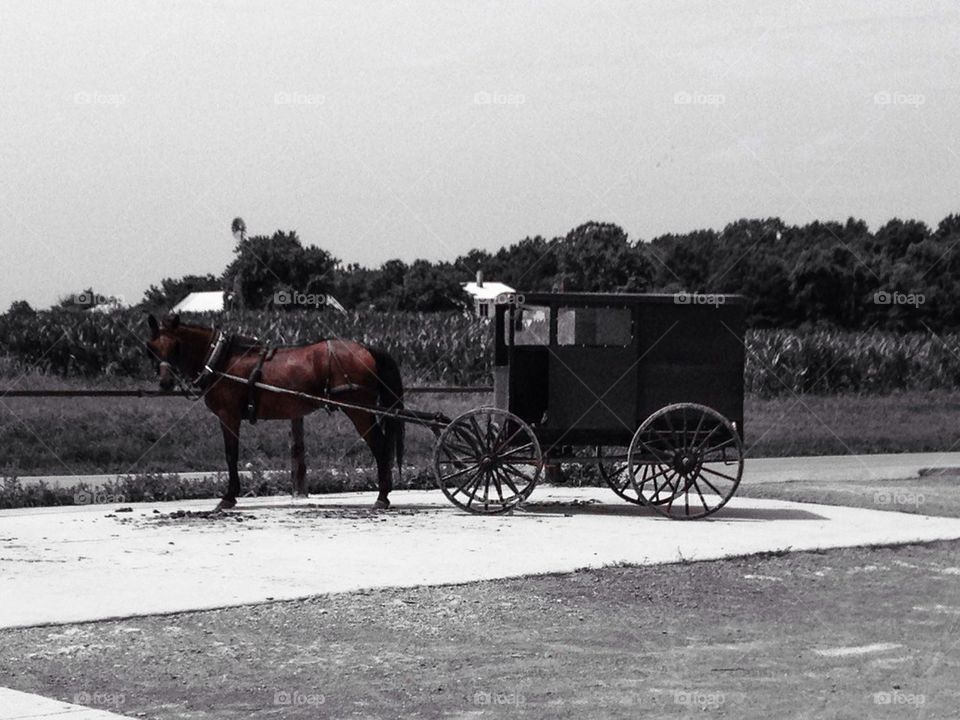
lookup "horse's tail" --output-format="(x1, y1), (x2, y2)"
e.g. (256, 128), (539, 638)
(369, 347), (405, 478)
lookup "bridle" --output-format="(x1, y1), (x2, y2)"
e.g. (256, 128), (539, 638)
(157, 327), (228, 401)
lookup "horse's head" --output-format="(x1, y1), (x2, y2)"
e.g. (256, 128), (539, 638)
(145, 313), (182, 391)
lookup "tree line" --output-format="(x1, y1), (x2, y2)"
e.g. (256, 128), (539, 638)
(28, 213), (960, 330)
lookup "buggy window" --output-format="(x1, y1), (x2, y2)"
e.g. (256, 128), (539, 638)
(511, 305), (551, 345)
(557, 307), (632, 346)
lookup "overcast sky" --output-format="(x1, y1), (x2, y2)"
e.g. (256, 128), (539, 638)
(1, 0), (957, 309)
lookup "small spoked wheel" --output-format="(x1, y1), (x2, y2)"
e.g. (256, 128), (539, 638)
(627, 403), (743, 519)
(596, 446), (642, 504)
(597, 446), (675, 505)
(433, 407), (543, 514)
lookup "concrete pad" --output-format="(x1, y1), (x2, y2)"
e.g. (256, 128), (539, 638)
(0, 686), (131, 719)
(3, 487), (960, 629)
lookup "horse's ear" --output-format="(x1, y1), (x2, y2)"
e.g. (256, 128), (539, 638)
(162, 313), (180, 331)
(147, 314), (160, 338)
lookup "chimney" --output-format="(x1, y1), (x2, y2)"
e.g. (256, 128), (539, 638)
(476, 270), (484, 288)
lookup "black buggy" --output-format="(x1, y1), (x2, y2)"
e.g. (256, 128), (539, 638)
(432, 292), (746, 519)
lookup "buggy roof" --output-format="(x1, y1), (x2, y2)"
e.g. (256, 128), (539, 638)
(513, 291), (746, 305)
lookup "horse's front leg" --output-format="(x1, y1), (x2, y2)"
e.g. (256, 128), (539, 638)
(290, 417), (307, 497)
(215, 412), (242, 511)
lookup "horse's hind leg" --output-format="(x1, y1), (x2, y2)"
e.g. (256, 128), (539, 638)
(215, 413), (242, 511)
(344, 409), (392, 509)
(290, 417), (307, 497)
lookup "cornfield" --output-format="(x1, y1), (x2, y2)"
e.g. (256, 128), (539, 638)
(2, 308), (960, 395)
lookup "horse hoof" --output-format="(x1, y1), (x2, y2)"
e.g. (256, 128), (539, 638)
(214, 497), (237, 512)
(372, 498), (390, 510)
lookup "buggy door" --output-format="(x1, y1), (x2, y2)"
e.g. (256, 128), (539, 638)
(547, 305), (636, 434)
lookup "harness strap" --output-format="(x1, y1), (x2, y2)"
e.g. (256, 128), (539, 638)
(244, 345), (273, 424)
(192, 328), (227, 389)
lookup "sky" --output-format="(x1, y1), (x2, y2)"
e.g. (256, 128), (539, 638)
(0, 0), (957, 309)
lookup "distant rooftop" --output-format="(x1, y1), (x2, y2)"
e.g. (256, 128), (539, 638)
(171, 290), (225, 313)
(462, 281), (515, 301)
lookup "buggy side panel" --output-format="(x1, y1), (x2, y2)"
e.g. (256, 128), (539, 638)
(547, 346), (637, 432)
(635, 302), (745, 434)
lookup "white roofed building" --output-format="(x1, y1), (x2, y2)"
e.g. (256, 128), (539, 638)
(461, 272), (515, 318)
(171, 290), (347, 314)
(171, 291), (227, 314)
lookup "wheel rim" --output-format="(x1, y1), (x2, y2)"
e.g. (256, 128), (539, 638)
(434, 407), (543, 514)
(628, 403), (743, 519)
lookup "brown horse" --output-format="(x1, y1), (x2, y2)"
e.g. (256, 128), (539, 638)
(144, 314), (404, 511)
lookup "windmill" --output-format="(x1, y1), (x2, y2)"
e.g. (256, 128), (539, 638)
(231, 217), (247, 243)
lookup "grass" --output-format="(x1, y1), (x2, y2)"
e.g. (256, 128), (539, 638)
(740, 472), (960, 518)
(3, 377), (960, 507)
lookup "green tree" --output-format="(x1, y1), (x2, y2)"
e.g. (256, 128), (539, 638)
(223, 230), (339, 309)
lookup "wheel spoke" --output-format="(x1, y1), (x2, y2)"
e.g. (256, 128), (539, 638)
(497, 441), (536, 461)
(439, 461), (483, 483)
(702, 436), (736, 456)
(499, 461), (534, 483)
(454, 467), (485, 499)
(490, 467), (507, 504)
(696, 472), (725, 497)
(495, 466), (522, 496)
(691, 477), (710, 512)
(700, 465), (740, 484)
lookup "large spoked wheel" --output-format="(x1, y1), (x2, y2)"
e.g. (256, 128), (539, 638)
(627, 403), (743, 520)
(433, 407), (543, 514)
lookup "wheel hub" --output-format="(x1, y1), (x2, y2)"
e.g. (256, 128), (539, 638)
(672, 450), (700, 476)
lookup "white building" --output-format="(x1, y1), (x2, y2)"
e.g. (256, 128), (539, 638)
(171, 290), (347, 314)
(171, 291), (227, 314)
(461, 272), (515, 318)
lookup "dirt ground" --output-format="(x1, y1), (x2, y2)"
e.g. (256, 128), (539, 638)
(2, 541), (959, 719)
